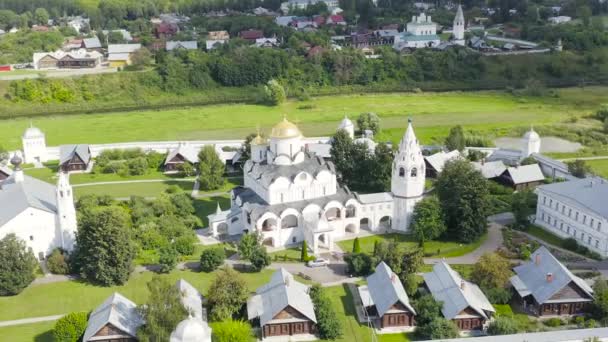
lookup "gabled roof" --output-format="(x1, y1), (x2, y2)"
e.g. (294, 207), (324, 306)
(505, 164), (545, 184)
(166, 41), (198, 50)
(425, 150), (460, 173)
(365, 262), (416, 317)
(82, 37), (101, 49)
(537, 177), (608, 219)
(0, 174), (57, 227)
(165, 144), (199, 165)
(59, 144), (91, 165)
(423, 261), (495, 320)
(176, 279), (205, 320)
(472, 160), (507, 179)
(357, 192), (393, 204)
(108, 44), (141, 54)
(486, 148), (522, 166)
(247, 268), (316, 326)
(83, 292), (143, 342)
(511, 246), (593, 304)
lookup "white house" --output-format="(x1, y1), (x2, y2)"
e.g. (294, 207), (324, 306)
(0, 154), (77, 261)
(208, 118), (425, 254)
(394, 13), (440, 50)
(548, 16), (572, 24)
(22, 125), (48, 164)
(535, 177), (608, 256)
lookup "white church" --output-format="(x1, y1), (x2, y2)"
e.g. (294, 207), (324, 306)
(208, 118), (426, 254)
(0, 153), (77, 261)
(393, 4), (466, 50)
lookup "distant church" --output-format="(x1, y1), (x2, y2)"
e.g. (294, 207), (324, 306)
(208, 118), (426, 254)
(0, 153), (77, 261)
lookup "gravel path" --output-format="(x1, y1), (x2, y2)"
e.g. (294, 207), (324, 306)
(0, 315), (64, 327)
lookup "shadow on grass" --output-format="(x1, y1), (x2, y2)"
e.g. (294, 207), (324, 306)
(34, 329), (54, 342)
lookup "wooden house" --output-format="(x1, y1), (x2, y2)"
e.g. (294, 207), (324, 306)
(82, 292), (143, 342)
(59, 144), (91, 172)
(164, 144), (199, 172)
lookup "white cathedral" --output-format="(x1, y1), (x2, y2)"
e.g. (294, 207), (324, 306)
(0, 153), (77, 261)
(208, 118), (426, 254)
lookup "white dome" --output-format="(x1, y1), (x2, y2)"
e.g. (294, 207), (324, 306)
(523, 128), (540, 141)
(338, 116), (354, 129)
(170, 317), (211, 342)
(23, 126), (44, 139)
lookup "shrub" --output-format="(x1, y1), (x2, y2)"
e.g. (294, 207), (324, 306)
(543, 317), (563, 327)
(344, 253), (372, 276)
(200, 248), (226, 272)
(52, 311), (88, 342)
(158, 245), (178, 273)
(487, 316), (518, 335)
(562, 238), (579, 251)
(417, 317), (459, 339)
(249, 248), (271, 271)
(173, 235), (195, 256)
(310, 285), (342, 340)
(352, 237), (361, 253)
(47, 248), (70, 275)
(484, 287), (513, 304)
(211, 319), (253, 342)
(0, 234), (37, 296)
(300, 240), (310, 262)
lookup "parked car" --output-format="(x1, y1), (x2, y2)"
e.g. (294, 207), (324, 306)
(307, 258), (329, 267)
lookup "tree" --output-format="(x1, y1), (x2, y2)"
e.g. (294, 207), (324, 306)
(414, 294), (443, 326)
(33, 8), (49, 25)
(240, 133), (257, 163)
(352, 237), (361, 253)
(198, 145), (225, 190)
(130, 47), (152, 70)
(487, 316), (518, 335)
(330, 129), (354, 184)
(402, 247), (424, 275)
(211, 319), (253, 342)
(445, 126), (466, 151)
(511, 190), (537, 228)
(356, 112), (380, 135)
(592, 279), (608, 323)
(604, 117), (608, 134)
(436, 159), (490, 243)
(417, 317), (459, 339)
(263, 79), (286, 105)
(207, 266), (249, 321)
(138, 276), (187, 341)
(300, 240), (309, 262)
(200, 247), (225, 272)
(520, 156), (537, 165)
(0, 234), (36, 296)
(52, 311), (88, 342)
(46, 248), (69, 275)
(238, 232), (260, 260)
(158, 245), (178, 273)
(73, 206), (134, 286)
(411, 197), (446, 245)
(471, 253), (512, 290)
(310, 285), (342, 339)
(344, 253), (373, 276)
(567, 159), (592, 178)
(369, 142), (393, 192)
(402, 273), (420, 296)
(249, 247), (271, 271)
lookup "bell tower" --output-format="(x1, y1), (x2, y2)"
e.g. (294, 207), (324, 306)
(453, 4), (465, 46)
(56, 172), (77, 251)
(391, 119), (425, 232)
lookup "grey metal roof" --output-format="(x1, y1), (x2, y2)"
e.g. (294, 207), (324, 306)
(531, 153), (569, 172)
(165, 144), (199, 165)
(356, 192), (393, 204)
(417, 327), (608, 342)
(506, 164), (545, 184)
(176, 279), (206, 321)
(59, 144), (91, 165)
(425, 150), (460, 173)
(244, 152), (336, 188)
(471, 160), (507, 179)
(107, 44), (141, 54)
(0, 173), (57, 226)
(423, 262), (495, 320)
(486, 148), (522, 166)
(83, 37), (101, 49)
(305, 143), (331, 158)
(247, 268), (316, 326)
(511, 246), (593, 304)
(537, 177), (608, 219)
(365, 262), (416, 317)
(166, 41), (198, 50)
(83, 292), (143, 342)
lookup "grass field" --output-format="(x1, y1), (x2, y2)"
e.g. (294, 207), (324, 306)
(2, 87), (606, 150)
(0, 321), (55, 342)
(587, 159), (608, 178)
(526, 225), (566, 247)
(24, 166), (197, 185)
(73, 180), (195, 198)
(337, 233), (487, 258)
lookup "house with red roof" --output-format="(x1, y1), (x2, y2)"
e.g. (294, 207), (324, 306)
(239, 29), (264, 41)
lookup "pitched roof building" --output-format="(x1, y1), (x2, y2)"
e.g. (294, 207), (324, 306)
(500, 163), (545, 190)
(59, 144), (91, 172)
(423, 261), (495, 331)
(510, 246), (594, 316)
(164, 144), (199, 172)
(83, 292), (144, 342)
(424, 150), (460, 177)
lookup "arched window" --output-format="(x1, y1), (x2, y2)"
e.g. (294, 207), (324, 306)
(411, 168), (417, 177)
(399, 167), (405, 177)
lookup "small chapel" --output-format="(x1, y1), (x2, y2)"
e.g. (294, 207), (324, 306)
(208, 118), (426, 254)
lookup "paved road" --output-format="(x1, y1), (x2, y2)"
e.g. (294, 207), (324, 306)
(0, 315), (64, 327)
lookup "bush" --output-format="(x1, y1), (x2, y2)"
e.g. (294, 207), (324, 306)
(52, 311), (88, 342)
(47, 248), (70, 275)
(344, 253), (372, 276)
(211, 319), (253, 342)
(488, 316), (518, 335)
(249, 248), (271, 272)
(158, 245), (178, 273)
(562, 238), (579, 251)
(485, 287), (513, 305)
(0, 234), (37, 296)
(543, 317), (563, 327)
(200, 248), (226, 272)
(173, 235), (195, 255)
(310, 285), (342, 340)
(352, 237), (361, 253)
(417, 317), (459, 339)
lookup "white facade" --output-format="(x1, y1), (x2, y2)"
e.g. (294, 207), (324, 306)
(522, 127), (541, 157)
(337, 116), (355, 139)
(209, 118), (425, 254)
(406, 13), (437, 36)
(393, 13), (441, 50)
(535, 178), (608, 256)
(22, 126), (48, 164)
(453, 5), (465, 45)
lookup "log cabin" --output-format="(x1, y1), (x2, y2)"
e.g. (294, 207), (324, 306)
(82, 292), (143, 342)
(59, 144), (91, 172)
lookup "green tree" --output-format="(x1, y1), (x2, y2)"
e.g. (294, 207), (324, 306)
(402, 273), (419, 296)
(356, 112), (380, 135)
(238, 232), (261, 260)
(604, 117), (608, 134)
(411, 197), (446, 245)
(211, 319), (253, 342)
(487, 316), (518, 335)
(520, 156), (537, 165)
(0, 234), (36, 296)
(200, 247), (225, 272)
(344, 253), (373, 276)
(198, 145), (225, 190)
(138, 276), (187, 341)
(592, 279), (608, 323)
(130, 47), (152, 70)
(417, 317), (459, 339)
(352, 237), (361, 253)
(177, 161), (195, 177)
(249, 247), (271, 271)
(73, 206), (134, 286)
(444, 125), (466, 152)
(158, 245), (178, 273)
(33, 8), (49, 25)
(52, 311), (88, 342)
(263, 79), (286, 105)
(310, 285), (342, 339)
(300, 240), (309, 262)
(511, 190), (537, 228)
(207, 266), (249, 321)
(330, 129), (355, 184)
(413, 294), (443, 326)
(567, 159), (592, 178)
(370, 142), (393, 192)
(436, 159), (490, 243)
(46, 248), (69, 275)
(471, 253), (512, 290)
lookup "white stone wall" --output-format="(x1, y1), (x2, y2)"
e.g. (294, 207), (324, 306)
(0, 208), (63, 260)
(535, 189), (608, 256)
(22, 136), (48, 164)
(392, 196), (422, 233)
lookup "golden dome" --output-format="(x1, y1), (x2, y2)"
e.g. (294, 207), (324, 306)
(251, 134), (267, 145)
(270, 118), (302, 139)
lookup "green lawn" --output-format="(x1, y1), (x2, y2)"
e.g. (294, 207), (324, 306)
(0, 321), (55, 342)
(587, 159), (608, 178)
(526, 225), (565, 247)
(24, 166), (194, 185)
(2, 87), (606, 150)
(73, 180), (195, 198)
(269, 247), (304, 263)
(337, 233), (487, 258)
(193, 195), (231, 227)
(0, 269), (275, 322)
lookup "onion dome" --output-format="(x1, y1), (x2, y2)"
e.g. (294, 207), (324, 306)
(270, 118), (302, 139)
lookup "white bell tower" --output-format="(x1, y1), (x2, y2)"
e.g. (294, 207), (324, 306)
(56, 172), (77, 251)
(391, 119), (425, 232)
(522, 126), (541, 157)
(453, 4), (465, 46)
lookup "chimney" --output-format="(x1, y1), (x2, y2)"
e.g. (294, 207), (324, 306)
(460, 279), (465, 290)
(546, 273), (553, 283)
(535, 254), (541, 266)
